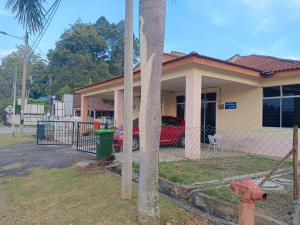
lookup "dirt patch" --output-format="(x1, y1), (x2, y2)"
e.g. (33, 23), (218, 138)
(75, 156), (116, 171)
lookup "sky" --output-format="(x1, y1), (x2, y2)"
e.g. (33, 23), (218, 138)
(0, 0), (300, 61)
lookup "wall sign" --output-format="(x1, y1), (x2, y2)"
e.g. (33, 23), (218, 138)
(225, 102), (237, 109)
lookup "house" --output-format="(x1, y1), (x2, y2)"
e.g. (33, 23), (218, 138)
(75, 51), (300, 159)
(72, 94), (114, 120)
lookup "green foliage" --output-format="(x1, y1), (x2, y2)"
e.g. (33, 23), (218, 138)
(96, 17), (140, 75)
(132, 161), (140, 170)
(200, 185), (240, 205)
(0, 98), (12, 121)
(47, 16), (140, 95)
(47, 20), (113, 94)
(0, 16), (140, 104)
(0, 45), (49, 100)
(56, 85), (73, 97)
(5, 0), (46, 35)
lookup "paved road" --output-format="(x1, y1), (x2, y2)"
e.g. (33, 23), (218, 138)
(0, 141), (95, 177)
(0, 127), (36, 135)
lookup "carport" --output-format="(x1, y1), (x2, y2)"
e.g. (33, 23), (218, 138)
(75, 52), (262, 159)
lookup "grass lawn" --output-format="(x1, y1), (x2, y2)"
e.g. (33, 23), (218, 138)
(0, 135), (34, 148)
(0, 167), (210, 225)
(159, 155), (292, 185)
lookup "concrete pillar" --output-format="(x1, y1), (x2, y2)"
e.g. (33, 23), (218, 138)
(80, 95), (89, 122)
(185, 74), (202, 159)
(114, 89), (124, 128)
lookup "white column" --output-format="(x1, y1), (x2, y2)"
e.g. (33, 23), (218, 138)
(185, 74), (202, 159)
(114, 89), (124, 128)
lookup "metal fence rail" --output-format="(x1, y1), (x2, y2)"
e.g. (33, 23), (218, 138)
(36, 121), (75, 145)
(75, 122), (108, 154)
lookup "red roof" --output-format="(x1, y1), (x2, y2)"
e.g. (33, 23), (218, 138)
(73, 95), (113, 111)
(228, 54), (300, 75)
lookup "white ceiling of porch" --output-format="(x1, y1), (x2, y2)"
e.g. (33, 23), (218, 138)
(161, 76), (233, 92)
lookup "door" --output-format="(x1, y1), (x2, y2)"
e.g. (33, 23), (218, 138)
(201, 93), (216, 143)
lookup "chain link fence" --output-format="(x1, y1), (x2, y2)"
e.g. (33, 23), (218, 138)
(114, 124), (299, 224)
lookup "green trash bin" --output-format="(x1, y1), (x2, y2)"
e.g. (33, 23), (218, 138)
(96, 129), (114, 160)
(37, 124), (45, 140)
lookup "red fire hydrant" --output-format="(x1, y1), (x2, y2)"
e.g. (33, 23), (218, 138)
(230, 179), (267, 225)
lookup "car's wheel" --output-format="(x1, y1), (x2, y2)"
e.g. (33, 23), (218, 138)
(179, 135), (185, 148)
(132, 136), (140, 151)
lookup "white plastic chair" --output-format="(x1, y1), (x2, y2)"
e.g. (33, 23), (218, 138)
(214, 134), (225, 152)
(208, 135), (219, 152)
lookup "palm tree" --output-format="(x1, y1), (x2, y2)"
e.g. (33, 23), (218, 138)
(122, 0), (134, 200)
(5, 0), (46, 35)
(138, 0), (166, 224)
(5, 0), (46, 134)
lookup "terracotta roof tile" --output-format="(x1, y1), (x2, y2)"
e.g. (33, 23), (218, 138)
(228, 54), (300, 74)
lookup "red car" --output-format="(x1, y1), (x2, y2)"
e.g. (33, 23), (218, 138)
(113, 115), (185, 151)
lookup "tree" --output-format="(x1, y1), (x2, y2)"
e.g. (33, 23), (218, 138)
(48, 17), (140, 96)
(95, 16), (140, 75)
(121, 0), (133, 200)
(0, 45), (48, 120)
(5, 0), (45, 35)
(0, 45), (48, 100)
(5, 0), (46, 133)
(47, 20), (112, 95)
(138, 0), (166, 224)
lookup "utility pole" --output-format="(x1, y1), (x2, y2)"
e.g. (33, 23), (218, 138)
(122, 0), (133, 199)
(12, 64), (17, 137)
(20, 31), (29, 136)
(49, 73), (53, 117)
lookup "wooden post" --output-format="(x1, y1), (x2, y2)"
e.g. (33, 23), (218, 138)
(293, 125), (300, 225)
(293, 125), (299, 200)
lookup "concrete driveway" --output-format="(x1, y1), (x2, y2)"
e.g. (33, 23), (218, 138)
(0, 141), (95, 177)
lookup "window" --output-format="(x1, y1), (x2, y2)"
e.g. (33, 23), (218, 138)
(202, 93), (217, 101)
(176, 93), (217, 120)
(263, 99), (280, 127)
(176, 96), (185, 120)
(263, 85), (300, 128)
(162, 117), (181, 126)
(263, 86), (280, 97)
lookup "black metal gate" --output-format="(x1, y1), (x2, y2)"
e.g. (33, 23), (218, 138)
(36, 121), (75, 145)
(76, 122), (108, 154)
(37, 120), (108, 154)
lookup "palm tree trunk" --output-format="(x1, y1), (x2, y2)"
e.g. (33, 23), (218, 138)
(122, 0), (134, 200)
(138, 0), (166, 224)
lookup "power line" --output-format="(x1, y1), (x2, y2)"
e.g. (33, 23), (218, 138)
(30, 0), (61, 57)
(29, 37), (48, 60)
(31, 0), (60, 49)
